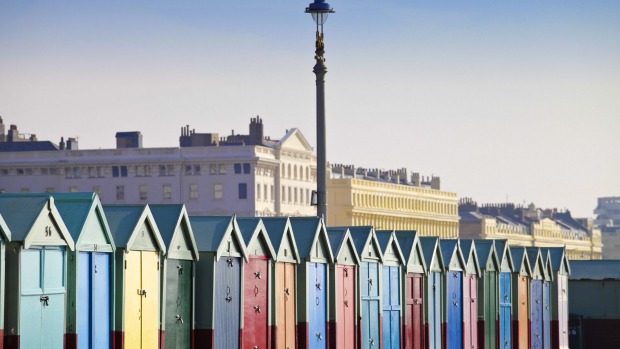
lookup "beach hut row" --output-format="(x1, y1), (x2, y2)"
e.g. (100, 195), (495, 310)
(0, 192), (571, 349)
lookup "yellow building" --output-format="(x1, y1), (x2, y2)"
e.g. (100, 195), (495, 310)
(459, 199), (602, 260)
(327, 165), (459, 238)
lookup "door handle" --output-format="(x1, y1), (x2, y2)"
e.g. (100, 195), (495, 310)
(40, 295), (50, 306)
(254, 305), (261, 313)
(177, 265), (184, 275)
(176, 314), (184, 324)
(316, 332), (323, 340)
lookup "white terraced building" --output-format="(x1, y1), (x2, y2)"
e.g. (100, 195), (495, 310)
(0, 117), (318, 217)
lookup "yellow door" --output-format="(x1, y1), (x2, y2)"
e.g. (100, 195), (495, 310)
(141, 251), (160, 349)
(124, 251), (142, 348)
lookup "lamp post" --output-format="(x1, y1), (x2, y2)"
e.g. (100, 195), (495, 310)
(305, 0), (334, 223)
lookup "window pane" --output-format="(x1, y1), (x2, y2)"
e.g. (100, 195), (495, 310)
(234, 163), (242, 174)
(243, 163), (251, 174)
(210, 164), (217, 175)
(163, 184), (172, 199)
(120, 166), (127, 177)
(214, 184), (223, 199)
(238, 183), (247, 199)
(140, 185), (148, 200)
(218, 164), (226, 175)
(116, 185), (124, 200)
(112, 166), (119, 177)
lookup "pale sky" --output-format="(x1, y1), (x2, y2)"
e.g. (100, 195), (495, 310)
(1, 0), (619, 218)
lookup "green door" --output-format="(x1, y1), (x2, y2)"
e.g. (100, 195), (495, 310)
(165, 259), (192, 348)
(20, 247), (66, 349)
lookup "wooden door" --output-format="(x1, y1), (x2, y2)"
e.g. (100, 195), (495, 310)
(78, 252), (111, 349)
(542, 282), (551, 349)
(499, 273), (511, 349)
(243, 256), (269, 349)
(308, 262), (327, 349)
(531, 280), (543, 349)
(125, 251), (160, 349)
(405, 273), (424, 349)
(276, 262), (296, 349)
(483, 271), (498, 349)
(165, 259), (192, 349)
(514, 276), (529, 349)
(361, 262), (380, 349)
(463, 275), (477, 349)
(382, 265), (401, 349)
(20, 247), (66, 349)
(141, 251), (160, 349)
(214, 257), (241, 349)
(446, 271), (463, 349)
(427, 271), (442, 349)
(558, 275), (568, 349)
(336, 265), (356, 349)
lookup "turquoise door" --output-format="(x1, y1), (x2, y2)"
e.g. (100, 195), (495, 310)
(361, 262), (380, 349)
(20, 247), (66, 349)
(382, 265), (400, 349)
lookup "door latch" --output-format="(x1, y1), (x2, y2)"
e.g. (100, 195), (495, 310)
(176, 314), (184, 324)
(40, 295), (50, 306)
(138, 289), (147, 297)
(177, 265), (184, 275)
(316, 332), (323, 340)
(254, 305), (261, 313)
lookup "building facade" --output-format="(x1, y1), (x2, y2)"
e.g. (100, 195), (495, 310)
(328, 165), (459, 238)
(459, 198), (602, 260)
(0, 117), (317, 217)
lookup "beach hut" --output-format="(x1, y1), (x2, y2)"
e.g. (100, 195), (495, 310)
(541, 249), (553, 349)
(52, 193), (115, 349)
(494, 240), (515, 349)
(262, 217), (300, 349)
(150, 204), (199, 349)
(237, 217), (276, 349)
(541, 247), (570, 349)
(394, 231), (426, 349)
(509, 247), (532, 349)
(526, 248), (546, 349)
(419, 236), (445, 349)
(460, 240), (482, 349)
(471, 240), (500, 349)
(190, 216), (248, 349)
(0, 212), (10, 348)
(439, 239), (467, 349)
(348, 226), (383, 349)
(326, 228), (360, 349)
(1, 194), (74, 349)
(104, 204), (165, 349)
(376, 230), (405, 349)
(289, 217), (334, 349)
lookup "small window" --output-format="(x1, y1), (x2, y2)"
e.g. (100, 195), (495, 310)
(214, 184), (223, 199)
(210, 164), (217, 175)
(116, 186), (125, 201)
(256, 183), (261, 200)
(140, 185), (148, 201)
(69, 186), (78, 192)
(25, 168), (33, 175)
(136, 165), (144, 177)
(21, 188), (30, 193)
(166, 164), (174, 176)
(234, 163), (242, 174)
(143, 165), (150, 177)
(185, 165), (193, 175)
(17, 168), (24, 175)
(163, 184), (172, 200)
(218, 164), (226, 175)
(243, 163), (251, 174)
(120, 166), (127, 177)
(190, 184), (199, 199)
(112, 166), (120, 177)
(66, 167), (74, 178)
(238, 183), (247, 199)
(89, 166), (97, 177)
(159, 165), (167, 176)
(193, 164), (201, 175)
(0, 169), (8, 176)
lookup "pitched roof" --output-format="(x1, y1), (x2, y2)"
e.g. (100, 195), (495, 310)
(541, 247), (571, 274)
(419, 236), (444, 270)
(326, 227), (360, 265)
(375, 230), (405, 264)
(51, 192), (114, 250)
(236, 217), (276, 259)
(189, 215), (248, 261)
(0, 194), (48, 241)
(150, 204), (198, 260)
(0, 213), (11, 242)
(0, 141), (58, 152)
(458, 239), (481, 276)
(509, 246), (532, 276)
(439, 239), (466, 271)
(103, 204), (164, 251)
(289, 216), (333, 262)
(394, 230), (426, 272)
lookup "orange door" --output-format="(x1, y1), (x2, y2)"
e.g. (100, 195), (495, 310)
(276, 262), (296, 349)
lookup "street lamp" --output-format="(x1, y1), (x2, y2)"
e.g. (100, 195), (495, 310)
(305, 0), (334, 224)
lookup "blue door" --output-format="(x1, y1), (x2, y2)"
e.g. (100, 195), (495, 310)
(308, 262), (327, 349)
(382, 265), (400, 349)
(78, 252), (111, 349)
(214, 257), (241, 349)
(499, 273), (512, 349)
(531, 280), (543, 349)
(447, 271), (463, 349)
(361, 262), (380, 349)
(20, 247), (66, 349)
(542, 281), (551, 349)
(428, 272), (442, 349)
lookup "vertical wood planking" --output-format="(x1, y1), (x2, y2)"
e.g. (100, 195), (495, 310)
(447, 271), (462, 349)
(214, 257), (241, 349)
(499, 273), (512, 349)
(243, 256), (269, 349)
(141, 251), (160, 349)
(92, 252), (111, 349)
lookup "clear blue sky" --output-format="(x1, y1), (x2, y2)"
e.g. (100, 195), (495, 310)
(1, 0), (619, 218)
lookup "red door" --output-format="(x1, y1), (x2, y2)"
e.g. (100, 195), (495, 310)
(335, 265), (356, 349)
(405, 273), (424, 349)
(243, 256), (269, 349)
